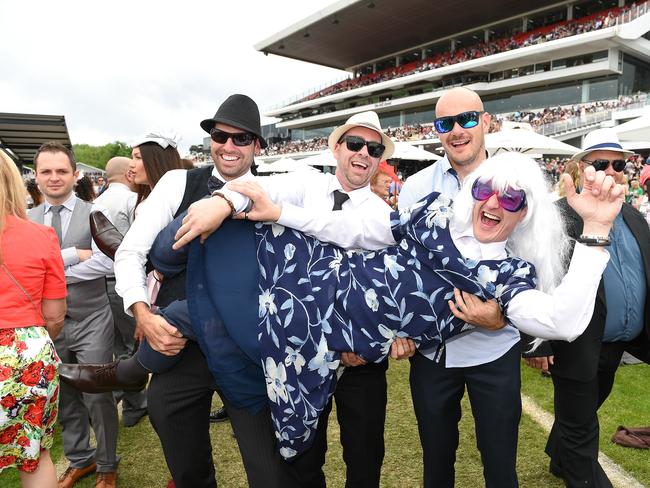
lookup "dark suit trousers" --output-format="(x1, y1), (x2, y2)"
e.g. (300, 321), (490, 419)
(409, 343), (522, 488)
(148, 342), (298, 488)
(546, 342), (626, 488)
(148, 342), (217, 488)
(290, 361), (388, 488)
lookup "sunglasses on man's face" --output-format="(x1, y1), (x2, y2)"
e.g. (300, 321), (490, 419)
(339, 135), (386, 158)
(433, 111), (484, 134)
(582, 158), (626, 172)
(471, 179), (527, 213)
(210, 128), (256, 147)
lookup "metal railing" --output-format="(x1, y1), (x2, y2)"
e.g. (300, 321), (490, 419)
(537, 99), (649, 136)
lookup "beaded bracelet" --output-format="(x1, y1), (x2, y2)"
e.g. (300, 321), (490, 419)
(212, 192), (236, 217)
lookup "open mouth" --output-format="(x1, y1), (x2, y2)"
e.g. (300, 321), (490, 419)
(480, 211), (501, 226)
(351, 160), (368, 170)
(450, 139), (470, 148)
(220, 153), (241, 162)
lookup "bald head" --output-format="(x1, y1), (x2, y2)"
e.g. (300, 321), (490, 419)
(435, 87), (484, 117)
(105, 157), (132, 183)
(434, 87), (489, 179)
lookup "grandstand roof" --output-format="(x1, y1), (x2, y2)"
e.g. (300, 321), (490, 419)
(256, 0), (562, 70)
(0, 112), (72, 164)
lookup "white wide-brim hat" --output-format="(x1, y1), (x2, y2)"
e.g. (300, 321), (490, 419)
(572, 127), (634, 161)
(328, 111), (395, 159)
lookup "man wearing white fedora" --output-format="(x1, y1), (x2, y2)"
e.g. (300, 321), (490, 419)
(526, 127), (650, 487)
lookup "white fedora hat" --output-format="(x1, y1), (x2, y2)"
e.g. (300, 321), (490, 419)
(572, 127), (634, 161)
(328, 111), (395, 159)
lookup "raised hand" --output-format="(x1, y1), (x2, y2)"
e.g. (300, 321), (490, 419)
(565, 166), (624, 236)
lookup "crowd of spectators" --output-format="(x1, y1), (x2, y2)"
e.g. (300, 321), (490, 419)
(261, 96), (645, 157)
(492, 95), (644, 130)
(295, 5), (628, 104)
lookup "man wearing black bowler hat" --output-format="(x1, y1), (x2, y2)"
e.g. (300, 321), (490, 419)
(114, 94), (298, 488)
(173, 110), (400, 488)
(79, 105), (403, 487)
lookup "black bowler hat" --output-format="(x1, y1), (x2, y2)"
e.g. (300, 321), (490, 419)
(200, 94), (267, 148)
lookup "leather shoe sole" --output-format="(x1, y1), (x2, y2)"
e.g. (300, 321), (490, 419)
(209, 406), (229, 423)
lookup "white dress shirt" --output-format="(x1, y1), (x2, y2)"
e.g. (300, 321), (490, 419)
(43, 194), (114, 283)
(115, 167), (390, 314)
(219, 171), (393, 250)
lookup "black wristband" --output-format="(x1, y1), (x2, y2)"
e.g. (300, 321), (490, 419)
(577, 235), (610, 246)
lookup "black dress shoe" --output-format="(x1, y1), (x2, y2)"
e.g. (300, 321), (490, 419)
(59, 361), (147, 394)
(209, 406), (229, 423)
(90, 211), (124, 260)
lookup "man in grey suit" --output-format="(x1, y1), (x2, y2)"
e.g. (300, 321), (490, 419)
(29, 142), (119, 488)
(94, 156), (148, 427)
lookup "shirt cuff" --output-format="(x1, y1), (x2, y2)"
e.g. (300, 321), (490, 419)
(122, 288), (151, 317)
(569, 241), (610, 276)
(218, 188), (250, 214)
(61, 247), (80, 267)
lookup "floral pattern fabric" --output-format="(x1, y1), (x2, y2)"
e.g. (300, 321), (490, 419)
(0, 326), (59, 473)
(255, 191), (537, 459)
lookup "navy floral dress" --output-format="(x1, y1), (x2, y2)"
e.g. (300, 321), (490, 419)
(255, 192), (537, 459)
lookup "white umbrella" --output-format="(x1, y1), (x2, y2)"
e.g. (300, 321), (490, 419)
(613, 113), (650, 141)
(300, 152), (337, 167)
(485, 129), (580, 155)
(257, 157), (318, 173)
(392, 142), (440, 161)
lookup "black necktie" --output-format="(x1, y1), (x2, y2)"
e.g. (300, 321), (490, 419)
(207, 175), (225, 194)
(332, 190), (350, 211)
(50, 205), (64, 246)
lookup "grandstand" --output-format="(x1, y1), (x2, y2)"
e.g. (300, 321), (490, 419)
(253, 0), (650, 166)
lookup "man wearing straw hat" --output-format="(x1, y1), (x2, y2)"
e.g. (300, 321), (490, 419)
(526, 127), (650, 487)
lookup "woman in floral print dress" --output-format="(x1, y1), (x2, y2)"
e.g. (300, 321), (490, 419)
(0, 150), (66, 488)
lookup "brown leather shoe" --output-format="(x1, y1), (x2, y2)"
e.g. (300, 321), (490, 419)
(58, 462), (97, 488)
(96, 471), (118, 488)
(59, 361), (147, 393)
(90, 211), (124, 260)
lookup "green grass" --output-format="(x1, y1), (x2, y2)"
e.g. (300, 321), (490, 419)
(521, 361), (650, 486)
(1, 360), (647, 487)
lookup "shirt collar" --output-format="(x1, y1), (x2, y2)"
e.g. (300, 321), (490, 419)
(44, 193), (77, 213)
(211, 167), (253, 184)
(450, 217), (508, 260)
(327, 176), (374, 206)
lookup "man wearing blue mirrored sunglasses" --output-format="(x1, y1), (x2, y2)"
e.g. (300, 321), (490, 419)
(399, 87), (522, 488)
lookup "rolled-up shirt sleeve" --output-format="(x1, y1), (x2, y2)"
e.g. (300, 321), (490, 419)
(61, 247), (80, 267)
